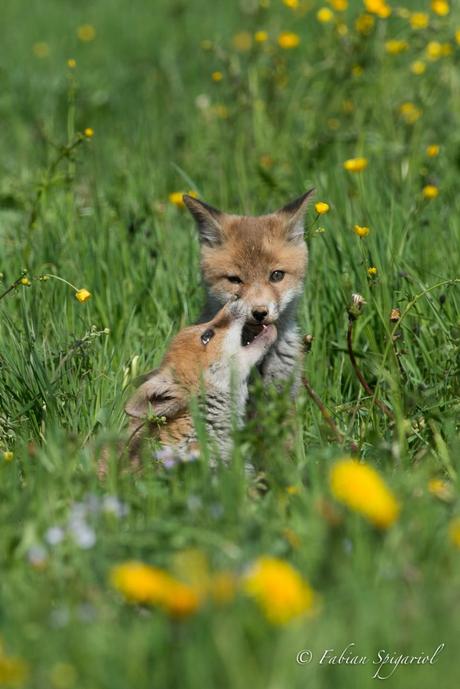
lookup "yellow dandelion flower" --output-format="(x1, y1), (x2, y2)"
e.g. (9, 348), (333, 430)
(254, 30), (269, 42)
(75, 288), (91, 303)
(330, 458), (400, 529)
(411, 60), (426, 75)
(278, 32), (301, 49)
(431, 1), (449, 17)
(422, 184), (439, 199)
(84, 127), (94, 138)
(351, 64), (364, 77)
(77, 24), (96, 42)
(317, 7), (334, 23)
(355, 14), (375, 34)
(426, 41), (443, 60)
(399, 102), (422, 124)
(3, 451), (14, 462)
(168, 190), (198, 207)
(364, 0), (391, 19)
(286, 485), (301, 495)
(20, 277), (31, 286)
(233, 31), (252, 52)
(110, 561), (174, 605)
(456, 29), (460, 45)
(163, 580), (200, 617)
(367, 266), (378, 276)
(343, 157), (368, 172)
(33, 42), (50, 58)
(426, 144), (440, 157)
(329, 0), (348, 10)
(448, 517), (460, 548)
(67, 58), (77, 69)
(244, 556), (315, 624)
(410, 12), (429, 29)
(385, 40), (408, 55)
(354, 224), (370, 237)
(315, 201), (330, 215)
(211, 71), (223, 82)
(283, 0), (299, 8)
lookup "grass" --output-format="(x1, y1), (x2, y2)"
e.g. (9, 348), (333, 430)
(1, 0), (460, 687)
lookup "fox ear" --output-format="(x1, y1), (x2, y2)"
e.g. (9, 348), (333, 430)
(183, 195), (224, 246)
(125, 369), (185, 420)
(277, 188), (315, 242)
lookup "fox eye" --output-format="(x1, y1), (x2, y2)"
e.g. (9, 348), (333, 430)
(270, 270), (285, 283)
(201, 328), (215, 345)
(227, 275), (243, 284)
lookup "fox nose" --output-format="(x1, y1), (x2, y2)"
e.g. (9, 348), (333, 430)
(252, 307), (268, 323)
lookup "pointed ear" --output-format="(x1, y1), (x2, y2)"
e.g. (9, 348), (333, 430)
(276, 188), (315, 242)
(125, 369), (185, 420)
(183, 195), (224, 246)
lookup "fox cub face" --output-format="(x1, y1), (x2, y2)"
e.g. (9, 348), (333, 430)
(125, 300), (277, 458)
(184, 190), (314, 326)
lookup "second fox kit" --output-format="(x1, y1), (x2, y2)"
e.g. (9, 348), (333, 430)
(183, 189), (314, 391)
(125, 301), (276, 463)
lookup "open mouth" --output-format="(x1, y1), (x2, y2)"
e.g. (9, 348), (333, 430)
(241, 323), (266, 347)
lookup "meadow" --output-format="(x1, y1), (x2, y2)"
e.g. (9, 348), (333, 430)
(1, 0), (460, 687)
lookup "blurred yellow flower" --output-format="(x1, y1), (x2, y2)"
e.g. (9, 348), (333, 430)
(233, 32), (252, 51)
(254, 30), (269, 42)
(367, 266), (378, 276)
(33, 42), (49, 58)
(399, 102), (422, 124)
(211, 71), (223, 82)
(330, 458), (400, 529)
(355, 14), (375, 34)
(410, 12), (429, 29)
(317, 7), (334, 23)
(385, 40), (408, 55)
(426, 144), (440, 157)
(0, 640), (29, 686)
(422, 184), (439, 199)
(20, 277), (31, 286)
(411, 60), (426, 75)
(283, 0), (299, 7)
(336, 23), (348, 36)
(428, 478), (453, 501)
(449, 517), (460, 548)
(315, 201), (330, 215)
(354, 224), (370, 237)
(426, 41), (443, 60)
(364, 0), (391, 19)
(441, 43), (453, 56)
(456, 29), (460, 45)
(329, 0), (348, 10)
(213, 104), (229, 119)
(351, 64), (364, 77)
(67, 58), (77, 69)
(110, 561), (199, 616)
(244, 556), (315, 624)
(431, 1), (449, 16)
(75, 289), (91, 303)
(77, 24), (96, 42)
(278, 32), (300, 49)
(343, 157), (368, 172)
(168, 191), (198, 207)
(3, 451), (13, 462)
(84, 127), (94, 138)
(208, 572), (237, 604)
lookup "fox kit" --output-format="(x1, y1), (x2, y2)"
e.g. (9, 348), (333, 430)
(125, 301), (277, 464)
(183, 189), (314, 392)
